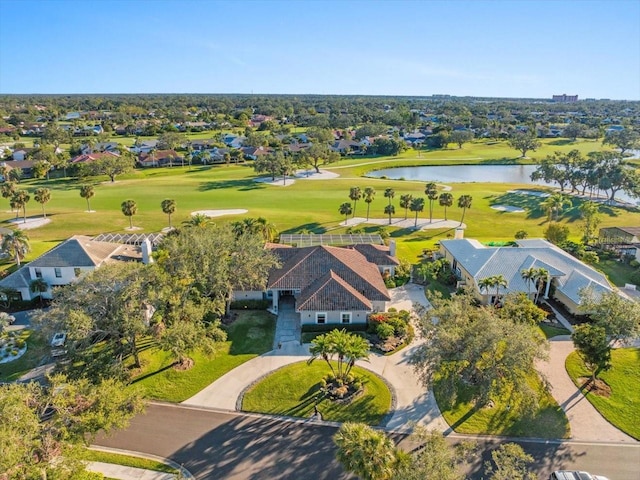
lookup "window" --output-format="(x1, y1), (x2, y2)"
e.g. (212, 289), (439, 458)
(74, 268), (81, 278)
(35, 268), (42, 279)
(341, 312), (351, 324)
(54, 268), (62, 278)
(316, 312), (327, 324)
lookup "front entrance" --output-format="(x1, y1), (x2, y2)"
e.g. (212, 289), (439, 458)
(273, 294), (301, 349)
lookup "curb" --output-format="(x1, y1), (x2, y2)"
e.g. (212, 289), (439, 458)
(88, 445), (195, 480)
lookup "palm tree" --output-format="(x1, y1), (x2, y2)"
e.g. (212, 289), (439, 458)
(349, 186), (362, 218)
(363, 187), (376, 220)
(1, 181), (16, 207)
(1, 229), (30, 266)
(255, 217), (278, 242)
(308, 334), (337, 377)
(541, 193), (571, 223)
(438, 192), (454, 221)
(334, 422), (403, 480)
(11, 190), (30, 223)
(478, 276), (494, 298)
(399, 194), (413, 220)
(425, 182), (438, 223)
(183, 213), (211, 228)
(492, 274), (508, 305)
(520, 267), (537, 298)
(533, 268), (549, 304)
(384, 204), (395, 225)
(80, 185), (95, 212)
(121, 199), (137, 229)
(384, 188), (395, 224)
(34, 187), (51, 219)
(409, 197), (425, 228)
(161, 198), (176, 229)
(339, 202), (353, 224)
(29, 278), (48, 304)
(457, 194), (472, 225)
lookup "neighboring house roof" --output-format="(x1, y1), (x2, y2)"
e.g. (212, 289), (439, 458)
(28, 235), (139, 268)
(601, 226), (640, 238)
(70, 151), (119, 164)
(0, 266), (31, 290)
(268, 245), (390, 303)
(441, 238), (613, 302)
(346, 244), (400, 267)
(296, 271), (373, 312)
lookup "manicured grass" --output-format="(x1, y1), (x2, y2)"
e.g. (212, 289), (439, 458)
(590, 257), (639, 287)
(242, 361), (392, 425)
(433, 372), (570, 438)
(79, 449), (178, 474)
(0, 330), (48, 382)
(425, 279), (452, 299)
(539, 323), (571, 339)
(2, 139), (637, 269)
(565, 347), (640, 440)
(129, 310), (275, 402)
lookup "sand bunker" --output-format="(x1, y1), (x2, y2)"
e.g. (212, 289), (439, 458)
(192, 209), (248, 218)
(491, 205), (526, 213)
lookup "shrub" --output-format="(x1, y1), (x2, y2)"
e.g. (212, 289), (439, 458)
(630, 259), (640, 268)
(376, 322), (395, 340)
(15, 339), (25, 348)
(229, 299), (270, 310)
(384, 278), (396, 288)
(301, 323), (367, 334)
(630, 269), (640, 287)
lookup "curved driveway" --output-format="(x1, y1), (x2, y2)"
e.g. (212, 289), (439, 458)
(184, 283), (448, 432)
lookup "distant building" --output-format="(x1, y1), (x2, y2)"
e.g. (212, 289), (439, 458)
(552, 94), (578, 103)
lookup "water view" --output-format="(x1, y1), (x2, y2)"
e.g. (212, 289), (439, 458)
(367, 164), (638, 205)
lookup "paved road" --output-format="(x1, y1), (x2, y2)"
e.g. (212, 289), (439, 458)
(94, 403), (640, 480)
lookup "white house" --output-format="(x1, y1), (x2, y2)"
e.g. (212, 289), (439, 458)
(0, 235), (143, 301)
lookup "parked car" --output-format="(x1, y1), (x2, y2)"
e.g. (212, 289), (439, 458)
(550, 471), (610, 480)
(50, 332), (67, 348)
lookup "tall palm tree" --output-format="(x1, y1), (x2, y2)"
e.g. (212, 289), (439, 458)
(363, 187), (376, 220)
(349, 186), (362, 218)
(121, 199), (137, 229)
(334, 422), (402, 480)
(384, 204), (395, 225)
(520, 267), (537, 298)
(307, 334), (336, 377)
(457, 194), (472, 225)
(438, 192), (454, 221)
(161, 198), (176, 229)
(1, 229), (30, 266)
(80, 185), (95, 212)
(492, 274), (508, 305)
(409, 197), (425, 228)
(29, 278), (48, 304)
(399, 194), (413, 220)
(1, 181), (16, 207)
(478, 276), (494, 298)
(11, 190), (30, 223)
(533, 268), (549, 304)
(425, 182), (438, 223)
(339, 202), (353, 224)
(34, 187), (51, 219)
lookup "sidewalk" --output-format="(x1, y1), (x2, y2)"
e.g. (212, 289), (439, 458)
(535, 337), (637, 443)
(86, 462), (177, 480)
(183, 283), (448, 433)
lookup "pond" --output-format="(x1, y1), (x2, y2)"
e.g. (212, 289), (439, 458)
(367, 164), (638, 205)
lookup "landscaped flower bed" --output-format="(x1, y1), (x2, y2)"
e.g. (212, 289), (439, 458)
(367, 309), (414, 354)
(0, 330), (28, 364)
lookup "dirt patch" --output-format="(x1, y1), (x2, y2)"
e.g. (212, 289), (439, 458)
(579, 377), (612, 397)
(174, 358), (194, 371)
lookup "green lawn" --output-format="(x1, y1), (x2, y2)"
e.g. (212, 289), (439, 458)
(433, 372), (570, 438)
(0, 330), (48, 382)
(3, 138), (637, 270)
(539, 323), (571, 339)
(129, 310), (275, 402)
(590, 257), (639, 287)
(79, 449), (178, 474)
(565, 347), (640, 440)
(242, 361), (392, 425)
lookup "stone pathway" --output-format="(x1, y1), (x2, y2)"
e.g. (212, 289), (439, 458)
(271, 295), (300, 349)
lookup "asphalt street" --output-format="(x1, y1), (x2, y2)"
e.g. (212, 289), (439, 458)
(94, 403), (640, 480)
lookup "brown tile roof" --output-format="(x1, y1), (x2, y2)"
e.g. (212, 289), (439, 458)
(296, 270), (372, 311)
(347, 244), (399, 266)
(70, 151), (119, 164)
(268, 245), (390, 301)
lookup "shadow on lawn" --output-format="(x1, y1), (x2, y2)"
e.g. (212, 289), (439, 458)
(197, 179), (265, 191)
(280, 223), (329, 235)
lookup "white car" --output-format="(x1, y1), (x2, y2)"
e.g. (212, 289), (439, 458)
(50, 332), (67, 348)
(550, 471), (610, 480)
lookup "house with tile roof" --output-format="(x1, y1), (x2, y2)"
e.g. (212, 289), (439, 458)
(263, 244), (394, 325)
(440, 238), (614, 314)
(0, 235), (142, 301)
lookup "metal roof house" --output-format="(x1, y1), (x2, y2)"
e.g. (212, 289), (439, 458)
(439, 238), (613, 314)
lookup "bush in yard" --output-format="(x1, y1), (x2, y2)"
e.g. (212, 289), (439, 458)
(376, 322), (395, 340)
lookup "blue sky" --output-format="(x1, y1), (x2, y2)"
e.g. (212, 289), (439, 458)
(0, 0), (639, 99)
